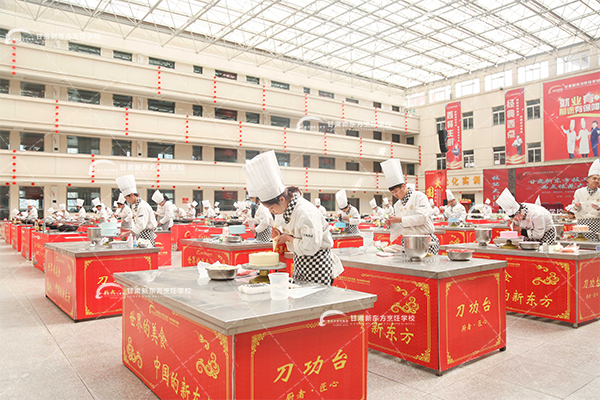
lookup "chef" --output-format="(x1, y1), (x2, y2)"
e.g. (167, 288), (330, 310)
(92, 198), (109, 223)
(246, 150), (342, 285)
(382, 197), (394, 215)
(443, 189), (467, 222)
(202, 200), (216, 219)
(76, 199), (86, 223)
(482, 198), (493, 219)
(429, 199), (441, 218)
(571, 159), (600, 233)
(382, 158), (439, 255)
(46, 207), (58, 221)
(336, 190), (360, 234)
(214, 201), (221, 217)
(116, 193), (132, 231)
(26, 200), (38, 220)
(247, 180), (273, 242)
(314, 198), (327, 217)
(370, 198), (384, 221)
(112, 201), (119, 217)
(187, 201), (197, 219)
(235, 201), (248, 218)
(152, 190), (175, 231)
(58, 204), (69, 220)
(496, 188), (556, 245)
(116, 175), (158, 245)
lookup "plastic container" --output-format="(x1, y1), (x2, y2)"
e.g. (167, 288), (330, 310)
(268, 272), (292, 300)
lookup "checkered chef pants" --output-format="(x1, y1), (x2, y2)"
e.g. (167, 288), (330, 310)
(255, 227), (272, 242)
(577, 218), (600, 234)
(292, 248), (333, 286)
(346, 224), (359, 234)
(402, 233), (440, 255)
(136, 229), (156, 247)
(524, 226), (556, 245)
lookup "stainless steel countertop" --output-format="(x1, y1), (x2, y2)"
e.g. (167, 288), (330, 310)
(45, 242), (160, 258)
(34, 231), (86, 236)
(559, 240), (600, 251)
(330, 234), (363, 239)
(332, 247), (506, 279)
(114, 267), (376, 335)
(364, 228), (446, 235)
(440, 243), (600, 260)
(442, 226), (476, 231)
(180, 238), (274, 251)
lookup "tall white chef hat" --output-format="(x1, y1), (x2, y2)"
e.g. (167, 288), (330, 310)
(178, 207), (185, 215)
(151, 190), (164, 204)
(59, 203), (66, 210)
(191, 201), (198, 207)
(380, 159), (405, 187)
(115, 174), (137, 197)
(565, 204), (576, 213)
(314, 197), (321, 206)
(202, 200), (210, 208)
(429, 198), (435, 206)
(485, 198), (491, 205)
(47, 207), (55, 213)
(369, 198), (377, 209)
(26, 200), (34, 207)
(382, 197), (389, 205)
(76, 198), (84, 207)
(588, 159), (600, 177)
(92, 197), (101, 207)
(535, 196), (541, 206)
(244, 150), (286, 202)
(238, 201), (247, 211)
(11, 208), (19, 217)
(496, 188), (520, 216)
(246, 179), (258, 198)
(117, 194), (126, 204)
(113, 201), (118, 208)
(336, 190), (348, 209)
(446, 189), (455, 201)
(21, 211), (28, 217)
(214, 202), (220, 207)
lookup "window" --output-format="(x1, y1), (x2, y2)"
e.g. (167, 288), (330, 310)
(214, 191), (237, 211)
(558, 52), (591, 75)
(215, 70), (237, 80)
(147, 189), (174, 210)
(215, 148), (237, 163)
(392, 105), (400, 112)
(346, 162), (359, 171)
(149, 57), (174, 69)
(455, 78), (480, 97)
(526, 99), (540, 120)
(112, 139), (131, 157)
(20, 132), (44, 152)
(429, 85), (451, 103)
(528, 142), (542, 163)
(406, 92), (425, 107)
(406, 164), (415, 175)
(67, 136), (100, 155)
(318, 90), (334, 99)
(485, 71), (512, 91)
(436, 117), (446, 132)
(193, 65), (203, 74)
(148, 99), (175, 113)
(113, 94), (132, 108)
(0, 28), (8, 38)
(346, 98), (359, 104)
(517, 61), (549, 84)
(319, 193), (334, 211)
(21, 32), (44, 46)
(436, 153), (446, 170)
(147, 142), (174, 159)
(215, 108), (237, 121)
(275, 152), (290, 167)
(303, 87), (310, 94)
(68, 88), (100, 104)
(246, 76), (259, 85)
(319, 123), (334, 133)
(0, 131), (9, 150)
(348, 198), (360, 212)
(492, 106), (505, 126)
(373, 131), (382, 141)
(192, 146), (202, 161)
(19, 187), (43, 216)
(193, 105), (203, 117)
(303, 192), (311, 202)
(0, 186), (8, 220)
(374, 162), (382, 173)
(462, 111), (474, 130)
(0, 79), (8, 94)
(20, 82), (45, 98)
(303, 155), (311, 168)
(493, 146), (505, 166)
(303, 120), (311, 131)
(246, 112), (259, 124)
(193, 190), (203, 211)
(66, 186), (99, 213)
(463, 150), (474, 168)
(114, 51), (132, 61)
(246, 150), (259, 161)
(346, 130), (359, 137)
(406, 137), (415, 145)
(271, 116), (290, 128)
(271, 81), (289, 90)
(69, 42), (101, 56)
(392, 134), (401, 143)
(319, 157), (335, 170)
(373, 102), (382, 109)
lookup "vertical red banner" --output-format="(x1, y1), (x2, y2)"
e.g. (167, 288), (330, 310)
(483, 169), (509, 212)
(505, 88), (525, 164)
(445, 101), (462, 170)
(425, 170), (447, 206)
(543, 72), (600, 161)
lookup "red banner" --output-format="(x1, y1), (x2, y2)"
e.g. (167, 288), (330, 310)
(505, 88), (525, 164)
(483, 169), (509, 212)
(425, 170), (447, 206)
(543, 72), (600, 161)
(445, 101), (462, 170)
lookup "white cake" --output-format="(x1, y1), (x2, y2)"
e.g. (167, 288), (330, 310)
(572, 225), (589, 232)
(249, 252), (279, 267)
(499, 231), (519, 239)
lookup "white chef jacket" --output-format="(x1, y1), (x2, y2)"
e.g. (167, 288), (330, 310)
(392, 190), (435, 236)
(338, 205), (360, 225)
(431, 206), (441, 217)
(77, 207), (86, 223)
(59, 210), (69, 220)
(250, 204), (273, 233)
(482, 204), (493, 219)
(318, 205), (327, 217)
(514, 203), (554, 240)
(444, 203), (467, 222)
(383, 205), (394, 216)
(371, 206), (385, 220)
(27, 207), (38, 219)
(96, 207), (109, 223)
(118, 204), (133, 229)
(132, 199), (158, 236)
(566, 128), (576, 153)
(157, 200), (175, 229)
(187, 207), (196, 219)
(205, 208), (217, 219)
(572, 187), (600, 219)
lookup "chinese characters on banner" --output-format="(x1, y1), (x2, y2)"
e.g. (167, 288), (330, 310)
(445, 101), (462, 170)
(483, 169), (509, 212)
(543, 72), (600, 161)
(505, 88), (525, 164)
(425, 170), (447, 206)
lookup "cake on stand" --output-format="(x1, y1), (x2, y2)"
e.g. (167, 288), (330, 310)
(242, 251), (286, 283)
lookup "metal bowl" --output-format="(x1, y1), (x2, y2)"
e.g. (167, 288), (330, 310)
(404, 235), (430, 261)
(553, 224), (564, 238)
(206, 267), (238, 280)
(447, 251), (473, 261)
(520, 241), (540, 250)
(87, 227), (102, 244)
(225, 235), (242, 243)
(474, 228), (492, 246)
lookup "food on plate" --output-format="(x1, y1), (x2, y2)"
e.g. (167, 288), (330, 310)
(572, 225), (590, 232)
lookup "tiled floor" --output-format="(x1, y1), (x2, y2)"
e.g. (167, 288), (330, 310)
(1, 239), (599, 399)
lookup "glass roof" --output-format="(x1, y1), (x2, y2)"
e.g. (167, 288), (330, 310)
(32, 0), (600, 88)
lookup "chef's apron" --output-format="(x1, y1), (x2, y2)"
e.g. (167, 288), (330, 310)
(523, 226), (556, 245)
(157, 221), (170, 231)
(255, 226), (272, 242)
(401, 233), (440, 255)
(136, 229), (156, 246)
(345, 224), (359, 234)
(292, 248), (333, 286)
(121, 220), (132, 230)
(577, 218), (600, 234)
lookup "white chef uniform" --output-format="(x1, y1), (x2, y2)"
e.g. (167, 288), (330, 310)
(202, 200), (216, 219)
(336, 190), (360, 234)
(116, 175), (158, 245)
(443, 189), (467, 222)
(382, 198), (394, 216)
(482, 198), (493, 219)
(314, 198), (327, 217)
(152, 190), (175, 230)
(76, 199), (86, 223)
(370, 199), (384, 221)
(58, 204), (69, 220)
(247, 179), (273, 242)
(26, 200), (38, 219)
(187, 202), (197, 219)
(571, 160), (600, 233)
(116, 193), (132, 230)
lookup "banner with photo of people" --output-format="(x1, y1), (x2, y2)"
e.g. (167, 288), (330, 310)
(543, 72), (600, 161)
(425, 170), (447, 206)
(445, 101), (462, 170)
(505, 88), (525, 164)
